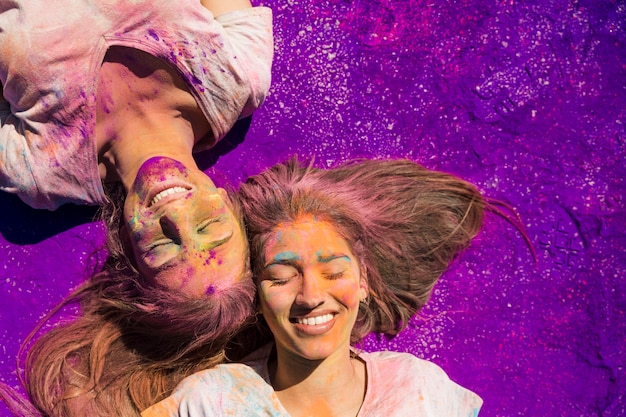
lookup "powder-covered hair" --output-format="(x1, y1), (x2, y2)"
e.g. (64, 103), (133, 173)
(1, 184), (255, 417)
(236, 157), (485, 346)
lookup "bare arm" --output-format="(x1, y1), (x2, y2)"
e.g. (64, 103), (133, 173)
(200, 0), (252, 17)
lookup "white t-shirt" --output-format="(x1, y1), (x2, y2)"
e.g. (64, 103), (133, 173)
(142, 344), (482, 417)
(0, 0), (272, 209)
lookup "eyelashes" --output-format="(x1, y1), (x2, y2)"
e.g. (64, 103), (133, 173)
(197, 215), (225, 234)
(265, 270), (346, 287)
(324, 272), (344, 280)
(143, 238), (175, 257)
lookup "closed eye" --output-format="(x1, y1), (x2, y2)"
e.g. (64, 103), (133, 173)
(197, 216), (224, 233)
(141, 238), (175, 261)
(269, 277), (291, 286)
(324, 271), (345, 280)
(264, 264), (299, 286)
(142, 237), (173, 250)
(267, 271), (299, 285)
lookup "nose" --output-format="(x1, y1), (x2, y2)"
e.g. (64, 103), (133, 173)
(296, 272), (325, 308)
(159, 204), (190, 244)
(159, 204), (217, 254)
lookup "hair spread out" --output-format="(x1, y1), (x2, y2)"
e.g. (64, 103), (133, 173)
(1, 183), (255, 417)
(2, 157), (511, 416)
(232, 156), (485, 354)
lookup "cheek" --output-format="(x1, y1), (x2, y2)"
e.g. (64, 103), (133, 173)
(259, 285), (294, 318)
(126, 214), (154, 247)
(188, 249), (218, 267)
(332, 280), (361, 308)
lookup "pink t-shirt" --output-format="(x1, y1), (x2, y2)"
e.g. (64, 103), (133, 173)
(142, 344), (482, 416)
(0, 0), (273, 209)
(356, 350), (482, 416)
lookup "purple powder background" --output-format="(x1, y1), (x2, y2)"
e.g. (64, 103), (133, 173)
(1, 0), (625, 415)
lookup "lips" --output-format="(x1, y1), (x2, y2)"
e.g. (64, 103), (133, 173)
(293, 313), (334, 326)
(130, 157), (196, 206)
(291, 313), (337, 336)
(149, 186), (190, 206)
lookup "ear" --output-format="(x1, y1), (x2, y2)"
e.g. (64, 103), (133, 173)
(358, 264), (369, 302)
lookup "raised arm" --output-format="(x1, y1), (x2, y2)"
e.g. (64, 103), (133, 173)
(200, 0), (252, 17)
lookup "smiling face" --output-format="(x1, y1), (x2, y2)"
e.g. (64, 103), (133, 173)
(123, 156), (248, 298)
(257, 216), (368, 362)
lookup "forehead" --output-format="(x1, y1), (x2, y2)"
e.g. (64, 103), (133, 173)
(264, 217), (353, 258)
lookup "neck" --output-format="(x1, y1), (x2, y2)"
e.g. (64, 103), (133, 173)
(100, 121), (198, 192)
(271, 346), (366, 417)
(95, 46), (211, 191)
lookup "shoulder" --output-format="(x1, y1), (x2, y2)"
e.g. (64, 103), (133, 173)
(362, 350), (442, 372)
(359, 351), (483, 417)
(142, 363), (279, 417)
(214, 6), (273, 26)
(175, 362), (269, 393)
(363, 350), (459, 387)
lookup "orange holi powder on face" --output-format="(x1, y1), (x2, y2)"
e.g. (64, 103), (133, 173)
(257, 216), (368, 362)
(124, 157), (248, 298)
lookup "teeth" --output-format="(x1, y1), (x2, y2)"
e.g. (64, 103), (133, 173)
(297, 314), (334, 326)
(151, 187), (188, 206)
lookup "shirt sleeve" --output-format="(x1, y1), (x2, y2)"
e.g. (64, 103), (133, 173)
(407, 355), (483, 417)
(141, 369), (228, 417)
(141, 363), (288, 417)
(215, 7), (274, 119)
(362, 351), (483, 417)
(0, 104), (41, 207)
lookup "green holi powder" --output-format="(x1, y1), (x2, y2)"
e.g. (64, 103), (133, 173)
(273, 251), (301, 262)
(316, 252), (351, 263)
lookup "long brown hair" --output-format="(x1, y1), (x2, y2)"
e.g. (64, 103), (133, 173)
(232, 157), (485, 354)
(2, 183), (255, 417)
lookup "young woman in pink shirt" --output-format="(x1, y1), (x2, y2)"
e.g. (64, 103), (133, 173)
(0, 1), (272, 415)
(0, 0), (273, 299)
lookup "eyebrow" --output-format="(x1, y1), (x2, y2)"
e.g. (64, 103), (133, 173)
(263, 253), (351, 269)
(204, 233), (234, 251)
(264, 251), (301, 268)
(317, 254), (351, 263)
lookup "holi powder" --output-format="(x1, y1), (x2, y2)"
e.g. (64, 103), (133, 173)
(147, 29), (160, 41)
(273, 251), (301, 262)
(0, 1), (624, 416)
(190, 75), (203, 86)
(203, 250), (218, 266)
(179, 266), (195, 287)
